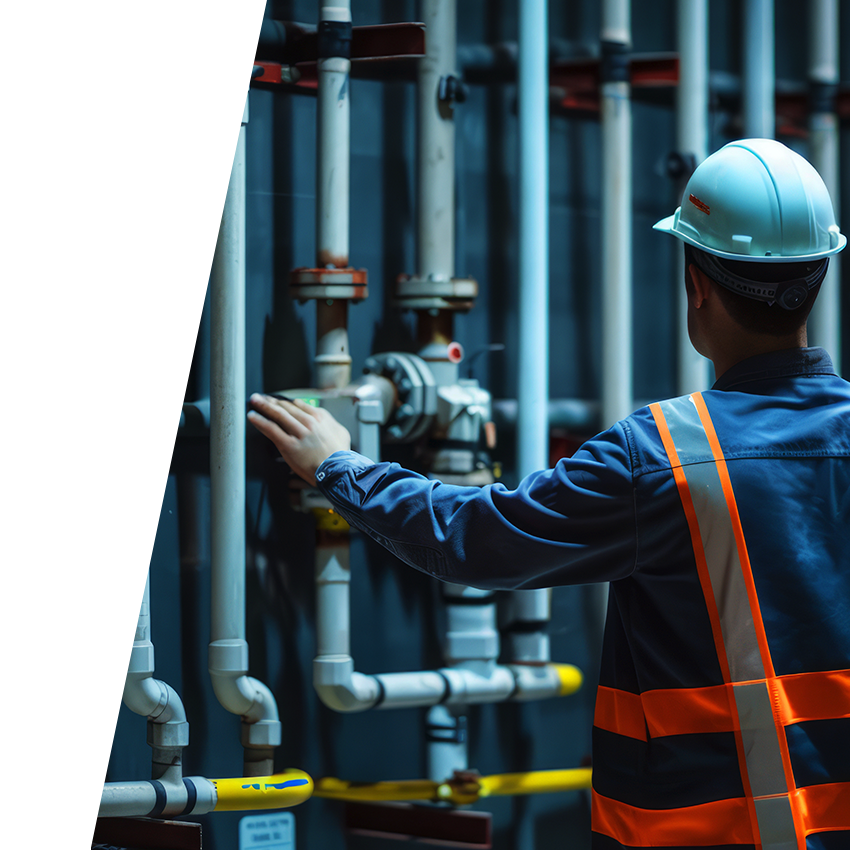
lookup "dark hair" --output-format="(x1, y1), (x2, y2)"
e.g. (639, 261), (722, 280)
(684, 243), (825, 337)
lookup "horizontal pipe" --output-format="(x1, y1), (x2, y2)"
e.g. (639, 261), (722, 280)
(313, 655), (581, 712)
(313, 766), (592, 804)
(212, 770), (314, 812)
(99, 770), (313, 818)
(478, 768), (593, 797)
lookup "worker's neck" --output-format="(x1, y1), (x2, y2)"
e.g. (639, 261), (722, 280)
(710, 326), (807, 381)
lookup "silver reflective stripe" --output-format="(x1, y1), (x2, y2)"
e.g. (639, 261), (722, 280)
(656, 395), (798, 850)
(733, 682), (787, 798)
(660, 396), (764, 681)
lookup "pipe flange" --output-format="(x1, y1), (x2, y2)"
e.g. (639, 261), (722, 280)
(363, 352), (436, 443)
(394, 274), (478, 311)
(290, 268), (369, 302)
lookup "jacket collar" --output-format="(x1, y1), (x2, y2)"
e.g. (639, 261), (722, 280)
(712, 346), (837, 392)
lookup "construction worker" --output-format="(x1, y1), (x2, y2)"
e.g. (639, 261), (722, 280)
(248, 139), (850, 848)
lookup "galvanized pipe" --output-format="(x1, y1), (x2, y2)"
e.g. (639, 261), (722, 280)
(317, 1), (351, 269)
(742, 0), (775, 139)
(807, 0), (841, 369)
(316, 0), (353, 389)
(675, 0), (711, 394)
(600, 0), (632, 426)
(209, 97), (281, 775)
(417, 0), (456, 283)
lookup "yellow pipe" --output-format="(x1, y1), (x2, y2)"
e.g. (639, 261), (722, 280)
(212, 770), (314, 811)
(478, 768), (592, 797)
(552, 663), (583, 696)
(314, 777), (438, 802)
(313, 767), (591, 806)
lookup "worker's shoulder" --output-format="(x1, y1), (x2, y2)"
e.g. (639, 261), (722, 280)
(622, 380), (850, 477)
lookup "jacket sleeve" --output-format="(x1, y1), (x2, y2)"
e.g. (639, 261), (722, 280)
(314, 422), (637, 590)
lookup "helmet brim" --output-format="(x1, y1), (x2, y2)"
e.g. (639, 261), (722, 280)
(653, 209), (847, 262)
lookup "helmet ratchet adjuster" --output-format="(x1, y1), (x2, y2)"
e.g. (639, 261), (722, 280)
(690, 249), (828, 311)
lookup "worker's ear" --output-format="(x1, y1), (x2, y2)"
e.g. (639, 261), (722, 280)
(687, 263), (713, 309)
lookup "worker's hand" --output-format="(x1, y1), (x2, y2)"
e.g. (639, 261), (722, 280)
(248, 394), (351, 486)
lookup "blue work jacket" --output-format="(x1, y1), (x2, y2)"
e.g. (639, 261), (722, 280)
(316, 346), (850, 849)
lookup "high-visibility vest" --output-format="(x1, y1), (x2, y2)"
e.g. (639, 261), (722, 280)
(592, 391), (850, 849)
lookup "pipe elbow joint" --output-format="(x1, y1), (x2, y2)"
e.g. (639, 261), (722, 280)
(123, 673), (167, 718)
(314, 655), (380, 712)
(147, 683), (190, 749)
(240, 678), (282, 748)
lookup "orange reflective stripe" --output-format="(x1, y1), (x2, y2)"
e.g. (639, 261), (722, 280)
(778, 669), (850, 726)
(597, 669), (850, 743)
(649, 402), (734, 684)
(642, 685), (737, 738)
(595, 684), (734, 739)
(592, 790), (756, 847)
(798, 782), (850, 833)
(592, 783), (850, 845)
(594, 686), (646, 741)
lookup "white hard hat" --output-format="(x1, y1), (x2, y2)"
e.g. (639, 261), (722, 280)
(654, 138), (846, 263)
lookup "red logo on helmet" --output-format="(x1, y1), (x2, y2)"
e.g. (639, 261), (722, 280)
(689, 194), (710, 215)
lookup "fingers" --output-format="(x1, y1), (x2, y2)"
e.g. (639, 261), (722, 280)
(247, 409), (295, 451)
(249, 394), (311, 433)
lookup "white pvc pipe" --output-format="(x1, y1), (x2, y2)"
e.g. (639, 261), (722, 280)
(807, 0), (841, 369)
(676, 0), (711, 394)
(418, 0), (456, 281)
(315, 1), (353, 390)
(317, 2), (351, 269)
(601, 0), (632, 426)
(597, 0), (632, 634)
(313, 541), (569, 712)
(209, 96), (281, 774)
(123, 573), (189, 770)
(743, 0), (775, 139)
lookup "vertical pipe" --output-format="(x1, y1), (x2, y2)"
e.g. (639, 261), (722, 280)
(516, 0), (549, 480)
(317, 1), (351, 269)
(742, 0), (775, 139)
(210, 98), (281, 775)
(807, 0), (841, 370)
(600, 0), (632, 426)
(316, 0), (353, 389)
(676, 0), (710, 394)
(418, 0), (456, 283)
(512, 0), (552, 673)
(210, 101), (247, 645)
(598, 0), (631, 636)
